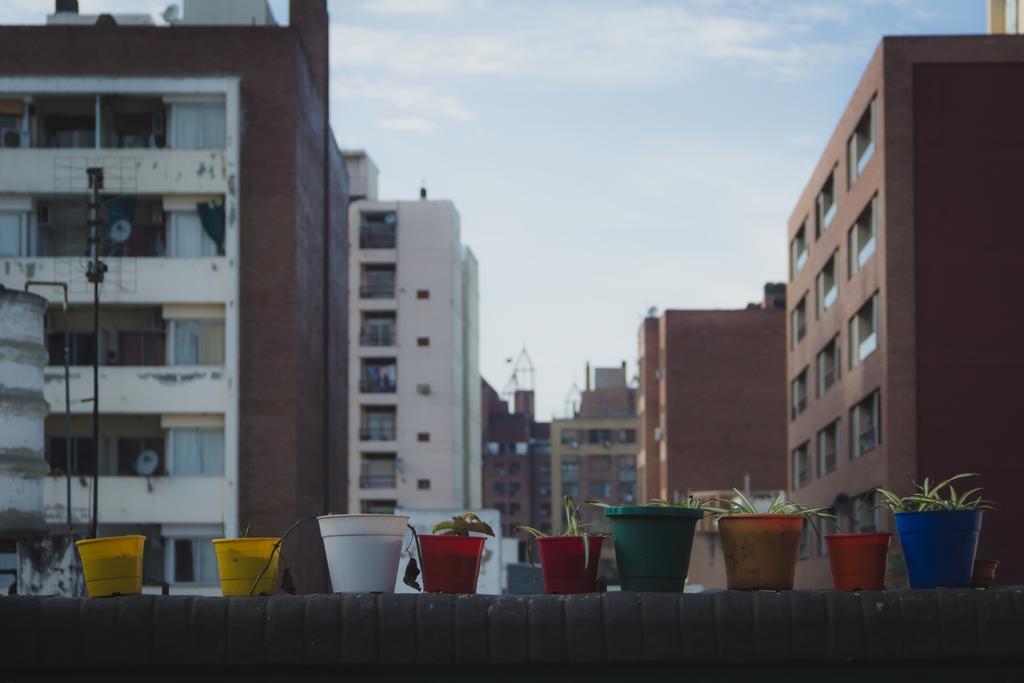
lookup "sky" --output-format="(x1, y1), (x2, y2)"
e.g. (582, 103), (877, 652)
(1, 0), (983, 419)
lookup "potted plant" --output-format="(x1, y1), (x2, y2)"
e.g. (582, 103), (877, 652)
(75, 535), (146, 598)
(591, 495), (706, 592)
(318, 512), (410, 593)
(517, 497), (604, 594)
(418, 512), (494, 593)
(824, 498), (891, 591)
(212, 536), (281, 596)
(824, 532), (891, 591)
(713, 490), (834, 590)
(877, 473), (993, 589)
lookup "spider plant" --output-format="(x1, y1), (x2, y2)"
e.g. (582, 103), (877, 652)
(587, 493), (711, 511)
(432, 512), (495, 537)
(711, 489), (834, 518)
(518, 496), (603, 567)
(876, 473), (995, 513)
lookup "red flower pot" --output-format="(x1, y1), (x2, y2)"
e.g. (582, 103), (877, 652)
(824, 532), (891, 591)
(536, 536), (603, 594)
(419, 535), (486, 593)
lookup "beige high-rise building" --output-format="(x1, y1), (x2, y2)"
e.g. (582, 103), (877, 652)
(345, 152), (481, 514)
(988, 0), (1023, 33)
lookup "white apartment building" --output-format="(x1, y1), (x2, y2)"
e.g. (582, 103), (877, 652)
(345, 152), (481, 514)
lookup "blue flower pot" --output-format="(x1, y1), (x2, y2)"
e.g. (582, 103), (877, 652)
(894, 509), (982, 588)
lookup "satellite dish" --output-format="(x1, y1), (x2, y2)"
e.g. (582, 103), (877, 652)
(108, 218), (132, 243)
(161, 4), (180, 24)
(134, 450), (160, 476)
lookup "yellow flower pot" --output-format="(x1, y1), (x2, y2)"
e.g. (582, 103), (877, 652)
(213, 538), (280, 596)
(75, 535), (146, 598)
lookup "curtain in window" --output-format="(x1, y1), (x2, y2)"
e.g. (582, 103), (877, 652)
(171, 211), (217, 257)
(0, 211), (23, 256)
(173, 321), (224, 365)
(170, 102), (226, 150)
(195, 202), (225, 256)
(171, 429), (225, 476)
(174, 538), (218, 584)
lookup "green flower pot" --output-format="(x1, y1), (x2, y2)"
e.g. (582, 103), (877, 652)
(603, 506), (704, 592)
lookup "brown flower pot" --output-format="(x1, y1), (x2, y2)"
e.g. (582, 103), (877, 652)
(719, 514), (803, 590)
(972, 558), (999, 588)
(824, 533), (891, 591)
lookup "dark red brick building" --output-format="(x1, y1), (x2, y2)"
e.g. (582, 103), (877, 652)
(786, 36), (1024, 588)
(638, 288), (788, 503)
(481, 380), (551, 557)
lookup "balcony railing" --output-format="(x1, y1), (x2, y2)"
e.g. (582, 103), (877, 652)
(360, 284), (395, 299)
(359, 474), (397, 489)
(359, 231), (396, 249)
(360, 376), (396, 394)
(360, 331), (395, 346)
(359, 426), (396, 441)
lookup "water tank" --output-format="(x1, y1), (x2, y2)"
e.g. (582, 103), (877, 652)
(0, 288), (50, 536)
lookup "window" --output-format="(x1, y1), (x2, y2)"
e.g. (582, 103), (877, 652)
(48, 436), (97, 475)
(618, 429), (637, 444)
(508, 462), (521, 475)
(169, 101), (226, 149)
(169, 211), (219, 257)
(848, 196), (878, 277)
(360, 455), (396, 489)
(493, 461), (507, 475)
(792, 442), (810, 489)
(790, 368), (808, 420)
(171, 538), (218, 584)
(171, 320), (224, 365)
(852, 491), (879, 532)
(816, 166), (838, 236)
(589, 455), (611, 472)
(538, 461), (551, 475)
(798, 523), (812, 560)
(849, 293), (879, 368)
(417, 432), (430, 442)
(360, 359), (397, 393)
(360, 265), (396, 299)
(359, 211), (397, 248)
(791, 296), (807, 349)
(540, 502), (552, 517)
(816, 336), (840, 396)
(618, 459), (637, 483)
(560, 459), (579, 483)
(0, 210), (31, 257)
(816, 250), (838, 316)
(560, 429), (579, 445)
(417, 479), (430, 490)
(618, 481), (636, 503)
(588, 429), (612, 444)
(562, 482), (580, 497)
(1008, 0), (1019, 33)
(508, 482), (521, 495)
(492, 482), (506, 495)
(361, 499), (396, 514)
(47, 331), (97, 366)
(485, 442), (500, 456)
(539, 483), (552, 496)
(417, 337), (430, 347)
(115, 329), (166, 366)
(361, 313), (396, 346)
(851, 390), (881, 458)
(589, 481), (612, 498)
(514, 442), (528, 456)
(416, 289), (430, 299)
(509, 502), (521, 515)
(0, 541), (15, 595)
(170, 428), (224, 476)
(817, 420), (840, 477)
(847, 97), (876, 187)
(790, 222), (808, 278)
(360, 408), (396, 441)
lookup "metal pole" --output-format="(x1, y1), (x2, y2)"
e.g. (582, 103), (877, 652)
(85, 168), (105, 540)
(24, 281), (72, 533)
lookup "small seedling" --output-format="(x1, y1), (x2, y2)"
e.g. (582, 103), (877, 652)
(876, 473), (995, 513)
(432, 512), (496, 537)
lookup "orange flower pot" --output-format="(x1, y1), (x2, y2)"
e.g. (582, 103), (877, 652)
(719, 515), (803, 590)
(824, 533), (891, 591)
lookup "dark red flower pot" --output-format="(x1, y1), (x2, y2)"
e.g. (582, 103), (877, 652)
(536, 536), (603, 594)
(824, 532), (891, 591)
(419, 534), (486, 594)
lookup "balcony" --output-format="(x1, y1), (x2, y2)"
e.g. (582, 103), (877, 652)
(360, 330), (395, 347)
(42, 474), (226, 526)
(359, 426), (396, 442)
(359, 474), (397, 489)
(1, 256), (229, 305)
(0, 148), (228, 195)
(359, 284), (395, 299)
(43, 365), (228, 414)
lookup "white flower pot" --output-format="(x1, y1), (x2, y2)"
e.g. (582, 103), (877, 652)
(317, 514), (410, 593)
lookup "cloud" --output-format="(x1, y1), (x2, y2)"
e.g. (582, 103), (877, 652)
(378, 116), (436, 132)
(357, 0), (460, 15)
(332, 77), (478, 121)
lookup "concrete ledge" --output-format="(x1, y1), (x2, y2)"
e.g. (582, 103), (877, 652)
(2, 590), (1023, 671)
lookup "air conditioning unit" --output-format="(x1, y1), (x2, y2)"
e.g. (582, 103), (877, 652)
(0, 128), (21, 148)
(416, 383), (431, 395)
